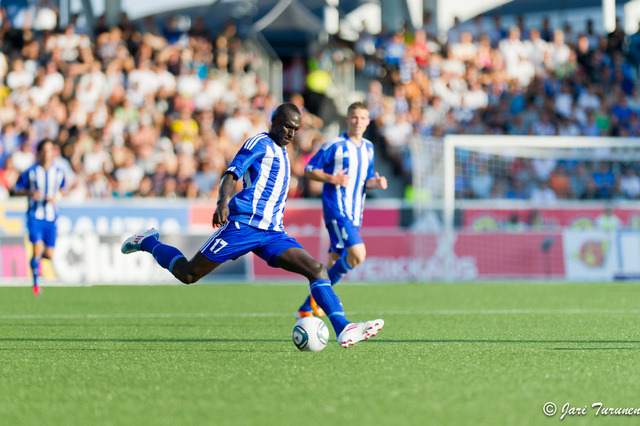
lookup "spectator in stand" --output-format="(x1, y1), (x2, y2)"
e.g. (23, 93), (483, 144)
(506, 177), (528, 199)
(619, 166), (640, 199)
(592, 162), (617, 199)
(530, 179), (557, 204)
(596, 205), (622, 230)
(540, 16), (553, 42)
(383, 31), (406, 71)
(549, 163), (572, 199)
(628, 21), (640, 74)
(221, 107), (253, 147)
(194, 158), (220, 199)
(6, 58), (33, 91)
(515, 15), (529, 40)
(499, 27), (524, 77)
(451, 32), (477, 64)
(171, 107), (199, 145)
(546, 29), (571, 72)
(607, 17), (626, 56)
(524, 28), (548, 73)
(422, 11), (438, 42)
(583, 19), (600, 51)
(611, 90), (634, 126)
(113, 148), (144, 197)
(283, 55), (306, 98)
(469, 162), (494, 198)
(407, 29), (430, 69)
(446, 16), (463, 46)
(531, 111), (556, 136)
(382, 110), (413, 173)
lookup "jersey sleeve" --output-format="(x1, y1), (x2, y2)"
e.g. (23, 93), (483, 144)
(59, 169), (67, 192)
(226, 136), (265, 178)
(14, 169), (29, 192)
(305, 141), (334, 173)
(366, 144), (376, 181)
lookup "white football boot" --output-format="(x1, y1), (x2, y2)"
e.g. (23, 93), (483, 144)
(121, 229), (160, 254)
(337, 319), (384, 348)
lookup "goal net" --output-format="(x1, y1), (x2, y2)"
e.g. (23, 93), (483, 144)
(409, 135), (640, 281)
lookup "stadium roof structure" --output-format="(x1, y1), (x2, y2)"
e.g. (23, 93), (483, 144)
(135, 0), (379, 55)
(480, 0), (635, 16)
(251, 0), (324, 33)
(137, 0), (378, 27)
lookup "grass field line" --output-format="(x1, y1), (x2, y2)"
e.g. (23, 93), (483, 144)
(2, 308), (640, 320)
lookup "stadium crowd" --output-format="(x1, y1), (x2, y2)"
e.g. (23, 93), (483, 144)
(356, 14), (640, 201)
(1, 7), (640, 202)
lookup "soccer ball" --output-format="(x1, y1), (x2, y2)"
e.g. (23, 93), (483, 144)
(292, 317), (329, 352)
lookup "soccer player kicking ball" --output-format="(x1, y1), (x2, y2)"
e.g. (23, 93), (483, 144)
(121, 103), (383, 348)
(296, 102), (387, 318)
(13, 139), (67, 296)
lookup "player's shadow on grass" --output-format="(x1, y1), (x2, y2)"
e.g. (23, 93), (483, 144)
(364, 338), (640, 350)
(0, 337), (291, 343)
(381, 338), (640, 344)
(0, 323), (219, 328)
(0, 337), (291, 351)
(0, 337), (293, 352)
(548, 347), (640, 351)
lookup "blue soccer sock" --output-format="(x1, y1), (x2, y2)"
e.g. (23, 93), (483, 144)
(310, 279), (350, 335)
(328, 255), (353, 285)
(299, 256), (353, 312)
(30, 257), (41, 287)
(298, 294), (313, 312)
(142, 238), (185, 273)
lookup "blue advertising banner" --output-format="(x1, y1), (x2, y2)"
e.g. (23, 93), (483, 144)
(57, 201), (189, 235)
(2, 199), (191, 236)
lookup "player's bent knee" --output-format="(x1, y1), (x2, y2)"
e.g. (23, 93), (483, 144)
(308, 261), (329, 281)
(183, 275), (200, 285)
(171, 260), (199, 285)
(173, 270), (200, 285)
(347, 244), (367, 267)
(347, 252), (366, 267)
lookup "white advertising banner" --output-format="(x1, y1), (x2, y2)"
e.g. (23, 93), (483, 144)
(562, 230), (619, 281)
(615, 231), (640, 279)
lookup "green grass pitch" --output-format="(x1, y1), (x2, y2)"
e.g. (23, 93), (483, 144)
(2, 282), (640, 425)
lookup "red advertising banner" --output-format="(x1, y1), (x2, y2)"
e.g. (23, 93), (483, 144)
(464, 207), (640, 231)
(189, 203), (400, 230)
(250, 230), (566, 281)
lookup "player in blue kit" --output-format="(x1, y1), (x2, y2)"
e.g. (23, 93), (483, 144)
(296, 101), (387, 318)
(13, 139), (67, 296)
(121, 103), (383, 348)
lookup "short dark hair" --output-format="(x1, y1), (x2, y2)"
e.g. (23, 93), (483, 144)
(273, 102), (301, 121)
(37, 139), (54, 154)
(347, 101), (368, 115)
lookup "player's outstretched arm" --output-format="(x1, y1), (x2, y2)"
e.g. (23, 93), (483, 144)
(304, 168), (349, 187)
(366, 172), (388, 190)
(212, 172), (238, 227)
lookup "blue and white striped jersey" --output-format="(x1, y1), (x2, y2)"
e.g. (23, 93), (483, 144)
(306, 133), (376, 227)
(225, 132), (291, 231)
(15, 163), (66, 222)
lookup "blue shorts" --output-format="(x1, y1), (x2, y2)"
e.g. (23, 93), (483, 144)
(326, 217), (363, 256)
(28, 217), (57, 247)
(199, 221), (303, 267)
